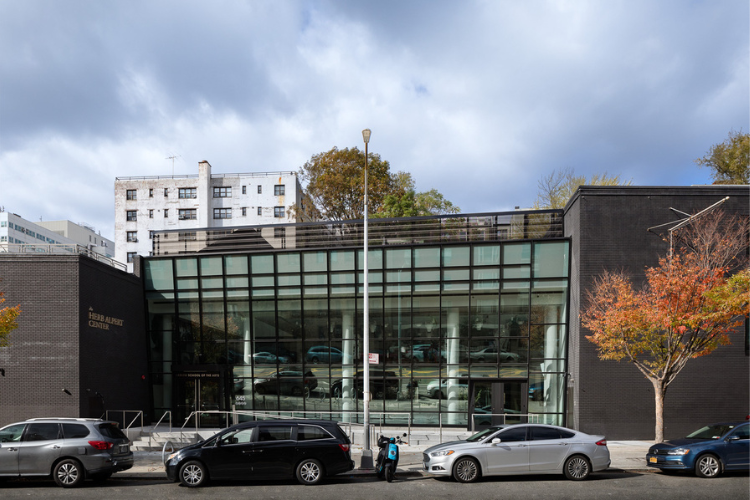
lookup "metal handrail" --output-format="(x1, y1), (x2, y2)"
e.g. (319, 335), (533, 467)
(153, 410), (172, 433)
(149, 411), (172, 448)
(105, 410), (144, 440)
(177, 409), (412, 445)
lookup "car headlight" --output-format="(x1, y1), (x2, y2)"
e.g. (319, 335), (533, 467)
(167, 452), (180, 462)
(667, 448), (690, 455)
(430, 450), (455, 457)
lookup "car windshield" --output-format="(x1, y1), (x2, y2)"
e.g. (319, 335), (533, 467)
(686, 424), (735, 440)
(466, 426), (504, 442)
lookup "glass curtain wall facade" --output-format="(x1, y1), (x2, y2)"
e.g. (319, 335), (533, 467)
(144, 240), (569, 428)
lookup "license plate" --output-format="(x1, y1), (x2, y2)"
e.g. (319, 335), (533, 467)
(120, 445), (129, 453)
(649, 456), (657, 463)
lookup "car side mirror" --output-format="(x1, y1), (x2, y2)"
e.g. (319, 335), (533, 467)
(726, 436), (740, 442)
(491, 438), (501, 444)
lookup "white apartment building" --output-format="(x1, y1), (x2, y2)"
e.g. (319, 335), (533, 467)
(114, 161), (310, 271)
(35, 220), (115, 258)
(0, 210), (119, 267)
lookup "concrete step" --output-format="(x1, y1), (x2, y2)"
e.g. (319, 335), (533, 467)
(130, 431), (201, 451)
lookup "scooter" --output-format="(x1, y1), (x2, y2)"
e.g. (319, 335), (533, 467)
(375, 433), (406, 482)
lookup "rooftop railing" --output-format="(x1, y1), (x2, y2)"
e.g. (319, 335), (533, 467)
(115, 171), (297, 181)
(151, 209), (564, 256)
(0, 243), (126, 271)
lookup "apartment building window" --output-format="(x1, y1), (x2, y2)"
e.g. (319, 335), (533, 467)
(126, 189), (137, 200)
(257, 207), (263, 216)
(178, 232), (197, 241)
(126, 210), (137, 221)
(127, 252), (137, 263)
(241, 207), (247, 216)
(0, 221), (5, 227)
(242, 185), (247, 195)
(274, 206), (285, 218)
(213, 186), (231, 198)
(214, 208), (232, 219)
(257, 185), (262, 194)
(179, 209), (197, 220)
(164, 209), (169, 218)
(149, 231), (155, 239)
(127, 231), (138, 242)
(274, 185), (285, 196)
(149, 209), (154, 219)
(149, 188), (154, 198)
(179, 188), (197, 199)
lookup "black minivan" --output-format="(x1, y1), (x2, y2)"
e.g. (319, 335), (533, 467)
(165, 419), (354, 487)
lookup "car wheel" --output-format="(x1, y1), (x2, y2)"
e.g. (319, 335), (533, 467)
(53, 459), (84, 488)
(91, 471), (113, 482)
(255, 385), (265, 395)
(296, 458), (324, 485)
(385, 462), (394, 483)
(564, 455), (591, 480)
(179, 460), (208, 487)
(453, 457), (479, 483)
(695, 454), (721, 478)
(332, 386), (342, 398)
(311, 357), (320, 364)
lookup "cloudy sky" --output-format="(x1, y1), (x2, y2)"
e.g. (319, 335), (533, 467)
(1, 0), (747, 240)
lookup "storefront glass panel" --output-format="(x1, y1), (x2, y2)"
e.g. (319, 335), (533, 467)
(145, 240), (570, 428)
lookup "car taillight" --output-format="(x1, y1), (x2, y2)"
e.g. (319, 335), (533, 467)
(595, 439), (607, 446)
(88, 441), (114, 450)
(338, 444), (350, 452)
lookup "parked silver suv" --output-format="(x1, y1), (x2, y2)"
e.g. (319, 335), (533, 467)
(0, 417), (133, 487)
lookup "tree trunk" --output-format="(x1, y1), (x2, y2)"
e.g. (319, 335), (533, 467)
(651, 379), (667, 443)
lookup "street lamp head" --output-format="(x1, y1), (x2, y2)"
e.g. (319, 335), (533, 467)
(362, 129), (371, 144)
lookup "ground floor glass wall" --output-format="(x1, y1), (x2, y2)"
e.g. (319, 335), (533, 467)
(144, 240), (569, 428)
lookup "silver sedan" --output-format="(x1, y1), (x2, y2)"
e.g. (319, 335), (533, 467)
(423, 424), (610, 482)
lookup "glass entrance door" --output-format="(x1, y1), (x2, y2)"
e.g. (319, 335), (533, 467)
(175, 374), (224, 428)
(469, 380), (528, 430)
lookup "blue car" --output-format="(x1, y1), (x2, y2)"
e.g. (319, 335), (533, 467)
(646, 422), (749, 477)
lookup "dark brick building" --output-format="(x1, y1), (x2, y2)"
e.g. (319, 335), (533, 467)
(565, 185), (750, 440)
(0, 254), (149, 426)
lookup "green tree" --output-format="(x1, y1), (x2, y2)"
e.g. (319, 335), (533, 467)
(0, 289), (21, 347)
(298, 147), (400, 221)
(298, 148), (459, 220)
(581, 211), (749, 442)
(374, 188), (461, 218)
(534, 167), (632, 209)
(695, 130), (749, 185)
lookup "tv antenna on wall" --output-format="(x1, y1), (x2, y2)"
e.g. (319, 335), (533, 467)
(166, 154), (181, 176)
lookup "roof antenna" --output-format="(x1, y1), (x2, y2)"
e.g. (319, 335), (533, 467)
(166, 154), (181, 176)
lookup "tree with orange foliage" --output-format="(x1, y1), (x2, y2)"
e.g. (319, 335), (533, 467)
(0, 289), (21, 347)
(581, 211), (749, 442)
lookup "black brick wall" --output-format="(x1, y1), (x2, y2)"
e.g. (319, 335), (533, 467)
(0, 255), (149, 427)
(565, 186), (750, 440)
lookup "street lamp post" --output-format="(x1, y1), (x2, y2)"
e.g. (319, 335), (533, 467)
(360, 128), (373, 469)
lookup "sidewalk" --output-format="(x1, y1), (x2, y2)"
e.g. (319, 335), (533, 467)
(117, 440), (654, 480)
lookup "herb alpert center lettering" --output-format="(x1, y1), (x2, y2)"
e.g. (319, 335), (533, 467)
(142, 212), (569, 429)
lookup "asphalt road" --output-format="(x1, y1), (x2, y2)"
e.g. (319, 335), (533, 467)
(1, 470), (748, 500)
